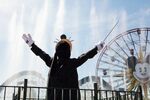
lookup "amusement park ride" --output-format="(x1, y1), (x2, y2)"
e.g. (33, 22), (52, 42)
(96, 27), (150, 100)
(1, 27), (150, 100)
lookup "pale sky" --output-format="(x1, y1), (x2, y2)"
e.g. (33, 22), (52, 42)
(0, 0), (150, 85)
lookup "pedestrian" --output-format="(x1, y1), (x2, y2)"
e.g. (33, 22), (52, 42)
(22, 34), (104, 100)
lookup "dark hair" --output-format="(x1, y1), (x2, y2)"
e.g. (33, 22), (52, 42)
(60, 34), (66, 39)
(56, 40), (71, 58)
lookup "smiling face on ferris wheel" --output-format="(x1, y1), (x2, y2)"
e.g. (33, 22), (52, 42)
(133, 54), (150, 84)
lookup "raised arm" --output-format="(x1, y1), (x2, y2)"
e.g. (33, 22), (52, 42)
(22, 34), (52, 67)
(72, 42), (104, 68)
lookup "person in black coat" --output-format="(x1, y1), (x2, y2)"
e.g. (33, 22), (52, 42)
(22, 34), (104, 100)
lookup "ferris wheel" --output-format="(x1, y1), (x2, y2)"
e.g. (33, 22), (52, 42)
(96, 27), (150, 91)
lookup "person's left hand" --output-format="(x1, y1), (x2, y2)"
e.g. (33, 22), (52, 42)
(96, 42), (105, 51)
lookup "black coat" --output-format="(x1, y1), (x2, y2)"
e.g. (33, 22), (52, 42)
(31, 43), (98, 100)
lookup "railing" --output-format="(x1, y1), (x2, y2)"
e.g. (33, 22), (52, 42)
(0, 79), (143, 100)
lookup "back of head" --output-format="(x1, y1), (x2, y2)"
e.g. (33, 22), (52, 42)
(55, 34), (72, 59)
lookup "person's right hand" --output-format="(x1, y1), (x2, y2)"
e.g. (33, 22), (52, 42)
(22, 34), (34, 47)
